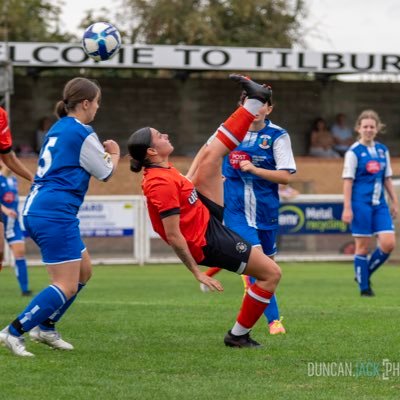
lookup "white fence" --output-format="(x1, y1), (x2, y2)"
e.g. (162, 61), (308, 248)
(8, 194), (368, 266)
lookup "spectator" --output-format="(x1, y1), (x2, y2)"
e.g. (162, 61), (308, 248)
(331, 113), (354, 156)
(308, 117), (340, 158)
(35, 116), (52, 154)
(16, 143), (36, 158)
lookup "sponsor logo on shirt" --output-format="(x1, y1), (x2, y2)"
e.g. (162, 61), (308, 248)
(2, 191), (15, 203)
(188, 188), (198, 205)
(366, 160), (380, 174)
(229, 150), (251, 169)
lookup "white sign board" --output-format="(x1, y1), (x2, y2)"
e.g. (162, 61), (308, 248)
(2, 42), (400, 74)
(78, 199), (134, 237)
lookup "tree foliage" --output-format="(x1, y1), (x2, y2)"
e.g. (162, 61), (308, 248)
(0, 0), (72, 42)
(119, 0), (308, 48)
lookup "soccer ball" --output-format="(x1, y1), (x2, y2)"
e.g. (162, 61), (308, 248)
(82, 22), (121, 61)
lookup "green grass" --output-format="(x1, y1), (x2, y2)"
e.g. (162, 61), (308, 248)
(1, 262), (400, 399)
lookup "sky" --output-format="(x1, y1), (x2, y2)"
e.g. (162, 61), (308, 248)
(60, 0), (400, 53)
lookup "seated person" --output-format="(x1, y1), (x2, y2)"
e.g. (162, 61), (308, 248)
(308, 117), (340, 158)
(331, 113), (353, 156)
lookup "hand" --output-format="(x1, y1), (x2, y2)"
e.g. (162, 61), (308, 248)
(341, 208), (353, 224)
(103, 140), (120, 156)
(2, 207), (17, 218)
(390, 203), (398, 219)
(197, 272), (224, 292)
(239, 160), (256, 173)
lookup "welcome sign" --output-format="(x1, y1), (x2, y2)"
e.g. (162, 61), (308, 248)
(1, 42), (400, 74)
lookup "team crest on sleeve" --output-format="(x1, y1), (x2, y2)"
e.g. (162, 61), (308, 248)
(258, 134), (272, 149)
(236, 241), (248, 253)
(104, 152), (113, 166)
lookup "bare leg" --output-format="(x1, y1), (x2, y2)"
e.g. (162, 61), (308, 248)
(191, 139), (228, 205)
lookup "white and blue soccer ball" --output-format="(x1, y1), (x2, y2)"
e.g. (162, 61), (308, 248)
(82, 22), (121, 61)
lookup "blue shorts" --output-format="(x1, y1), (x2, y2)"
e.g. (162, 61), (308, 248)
(224, 214), (278, 256)
(3, 215), (25, 244)
(23, 215), (85, 264)
(351, 202), (394, 236)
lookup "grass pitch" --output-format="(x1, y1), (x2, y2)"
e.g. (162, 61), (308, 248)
(0, 262), (399, 399)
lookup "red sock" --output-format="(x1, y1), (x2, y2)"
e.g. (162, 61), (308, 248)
(236, 283), (273, 329)
(205, 267), (222, 277)
(216, 106), (255, 150)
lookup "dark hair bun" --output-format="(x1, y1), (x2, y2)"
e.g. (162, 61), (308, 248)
(130, 158), (143, 173)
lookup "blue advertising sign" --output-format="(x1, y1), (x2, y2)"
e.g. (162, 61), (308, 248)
(278, 202), (351, 235)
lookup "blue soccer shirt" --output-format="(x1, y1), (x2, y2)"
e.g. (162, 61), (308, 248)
(223, 120), (296, 230)
(23, 116), (113, 220)
(0, 174), (19, 212)
(342, 141), (392, 206)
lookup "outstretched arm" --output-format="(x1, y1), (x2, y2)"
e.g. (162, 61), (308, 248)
(1, 152), (34, 182)
(162, 214), (223, 292)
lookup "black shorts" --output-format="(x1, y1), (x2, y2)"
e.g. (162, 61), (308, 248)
(198, 192), (251, 274)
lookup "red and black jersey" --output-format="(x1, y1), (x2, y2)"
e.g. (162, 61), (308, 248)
(142, 164), (210, 262)
(0, 107), (13, 154)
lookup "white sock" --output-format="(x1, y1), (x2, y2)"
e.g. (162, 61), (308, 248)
(243, 98), (264, 116)
(231, 321), (250, 336)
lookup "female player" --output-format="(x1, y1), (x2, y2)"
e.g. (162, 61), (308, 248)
(194, 89), (296, 335)
(0, 164), (32, 296)
(0, 77), (120, 356)
(128, 75), (282, 348)
(341, 109), (397, 296)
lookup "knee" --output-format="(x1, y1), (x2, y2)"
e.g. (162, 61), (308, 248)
(80, 265), (93, 283)
(355, 244), (369, 255)
(381, 241), (395, 254)
(55, 284), (78, 300)
(258, 261), (281, 285)
(271, 264), (282, 284)
(66, 285), (79, 299)
(82, 269), (93, 283)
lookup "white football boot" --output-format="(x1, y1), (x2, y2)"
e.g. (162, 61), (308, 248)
(0, 327), (34, 357)
(29, 326), (74, 350)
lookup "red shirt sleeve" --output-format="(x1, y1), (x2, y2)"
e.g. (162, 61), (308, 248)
(146, 175), (181, 216)
(0, 107), (13, 154)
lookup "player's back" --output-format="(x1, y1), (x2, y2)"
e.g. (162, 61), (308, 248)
(24, 117), (94, 219)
